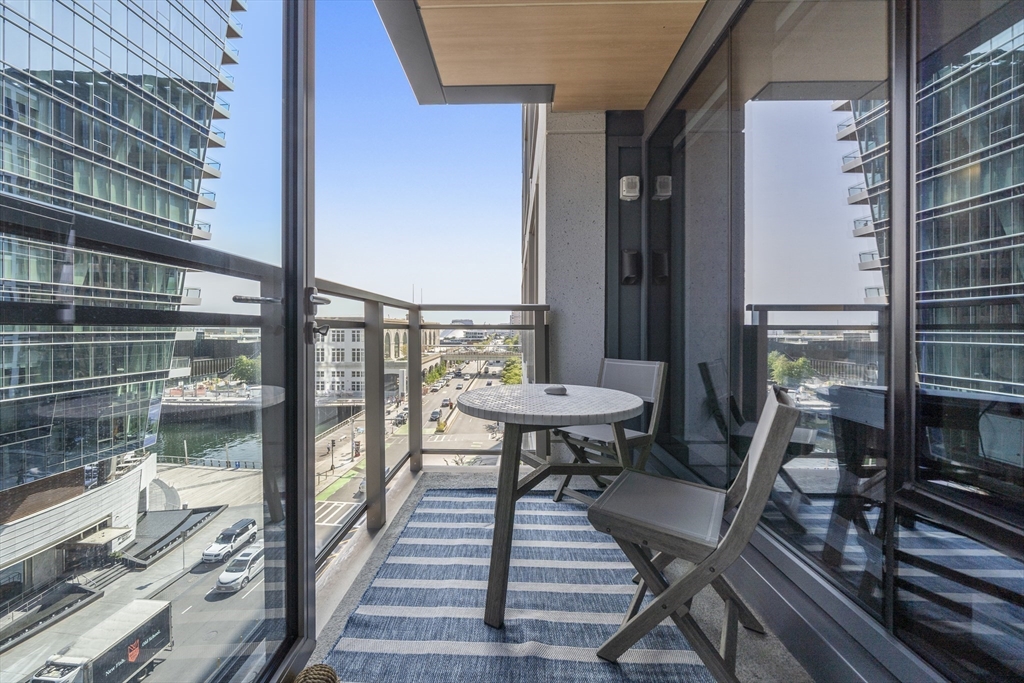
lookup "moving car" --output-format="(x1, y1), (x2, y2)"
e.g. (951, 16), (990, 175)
(486, 380), (493, 386)
(216, 541), (265, 592)
(441, 398), (451, 407)
(203, 518), (257, 562)
(456, 383), (463, 390)
(393, 413), (406, 426)
(430, 409), (441, 421)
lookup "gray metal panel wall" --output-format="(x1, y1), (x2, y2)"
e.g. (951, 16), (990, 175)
(605, 111), (644, 361)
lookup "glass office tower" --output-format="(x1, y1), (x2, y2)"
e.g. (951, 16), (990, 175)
(0, 0), (239, 601)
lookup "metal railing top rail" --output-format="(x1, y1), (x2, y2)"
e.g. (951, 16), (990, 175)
(417, 303), (549, 311)
(315, 277), (416, 310)
(747, 303), (887, 312)
(421, 324), (534, 330)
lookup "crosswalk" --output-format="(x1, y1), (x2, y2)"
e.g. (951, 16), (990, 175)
(316, 500), (357, 527)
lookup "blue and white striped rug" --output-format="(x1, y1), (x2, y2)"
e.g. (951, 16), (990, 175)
(324, 488), (714, 682)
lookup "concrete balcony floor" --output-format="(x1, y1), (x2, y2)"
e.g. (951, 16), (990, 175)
(312, 467), (811, 682)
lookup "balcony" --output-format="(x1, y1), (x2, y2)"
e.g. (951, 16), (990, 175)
(852, 216), (875, 237)
(202, 159), (222, 179)
(230, 0), (248, 10)
(840, 151), (864, 173)
(168, 357), (192, 379)
(213, 97), (231, 120)
(846, 182), (869, 204)
(835, 117), (858, 141)
(179, 287), (202, 306)
(217, 70), (235, 92)
(222, 43), (240, 66)
(857, 250), (882, 270)
(192, 221), (212, 240)
(208, 127), (227, 149)
(864, 286), (887, 303)
(227, 16), (243, 39)
(197, 190), (216, 209)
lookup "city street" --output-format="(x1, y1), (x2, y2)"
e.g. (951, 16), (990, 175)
(310, 358), (509, 554)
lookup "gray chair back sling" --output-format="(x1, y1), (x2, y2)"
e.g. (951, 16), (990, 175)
(550, 358), (667, 504)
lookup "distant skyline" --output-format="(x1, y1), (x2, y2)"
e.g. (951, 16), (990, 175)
(188, 0), (522, 323)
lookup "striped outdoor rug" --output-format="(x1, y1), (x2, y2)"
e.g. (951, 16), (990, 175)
(324, 488), (714, 682)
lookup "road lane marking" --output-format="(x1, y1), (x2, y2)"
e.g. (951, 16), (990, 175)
(242, 578), (265, 599)
(182, 605), (193, 614)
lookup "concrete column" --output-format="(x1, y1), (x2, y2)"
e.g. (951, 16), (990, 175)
(539, 107), (606, 388)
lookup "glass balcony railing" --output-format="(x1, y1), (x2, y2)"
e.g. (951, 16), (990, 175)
(853, 217), (873, 231)
(225, 45), (240, 60)
(182, 287), (201, 298)
(848, 183), (867, 196)
(170, 357), (192, 369)
(220, 71), (235, 84)
(842, 151), (861, 165)
(865, 286), (885, 298)
(210, 127), (226, 141)
(859, 251), (880, 262)
(216, 97), (231, 111)
(200, 190), (216, 201)
(205, 159), (221, 170)
(194, 221), (212, 233)
(837, 117), (855, 132)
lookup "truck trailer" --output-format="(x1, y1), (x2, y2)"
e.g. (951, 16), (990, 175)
(31, 599), (172, 683)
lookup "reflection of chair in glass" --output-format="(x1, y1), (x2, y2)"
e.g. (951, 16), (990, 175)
(818, 384), (887, 600)
(588, 386), (800, 683)
(698, 359), (817, 529)
(550, 358), (666, 505)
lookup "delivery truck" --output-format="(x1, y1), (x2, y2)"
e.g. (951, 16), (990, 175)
(30, 599), (172, 683)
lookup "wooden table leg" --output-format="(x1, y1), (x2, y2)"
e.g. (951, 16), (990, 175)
(485, 422), (523, 628)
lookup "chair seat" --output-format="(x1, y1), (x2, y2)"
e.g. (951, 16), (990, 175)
(588, 470), (725, 561)
(555, 423), (646, 445)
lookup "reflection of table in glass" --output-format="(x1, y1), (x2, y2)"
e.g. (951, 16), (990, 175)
(458, 384), (644, 629)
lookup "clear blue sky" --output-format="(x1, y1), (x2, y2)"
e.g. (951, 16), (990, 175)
(189, 0), (523, 321)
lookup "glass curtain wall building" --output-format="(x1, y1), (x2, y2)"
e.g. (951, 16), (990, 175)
(1, 0), (239, 597)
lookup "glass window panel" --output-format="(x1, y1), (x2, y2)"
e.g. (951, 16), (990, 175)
(911, 2), (1024, 680)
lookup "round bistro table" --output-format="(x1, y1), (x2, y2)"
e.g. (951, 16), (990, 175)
(458, 383), (644, 628)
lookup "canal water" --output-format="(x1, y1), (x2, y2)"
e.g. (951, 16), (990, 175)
(154, 405), (359, 466)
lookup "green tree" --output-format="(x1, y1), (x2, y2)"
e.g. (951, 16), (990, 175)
(424, 364), (446, 386)
(767, 351), (814, 387)
(233, 354), (262, 384)
(501, 357), (523, 385)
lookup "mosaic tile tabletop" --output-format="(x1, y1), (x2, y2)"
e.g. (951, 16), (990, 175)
(457, 384), (643, 427)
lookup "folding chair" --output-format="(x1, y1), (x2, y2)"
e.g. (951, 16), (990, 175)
(588, 386), (800, 683)
(699, 359), (816, 530)
(550, 358), (667, 505)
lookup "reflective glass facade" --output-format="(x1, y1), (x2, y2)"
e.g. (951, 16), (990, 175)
(1, 0), (233, 492)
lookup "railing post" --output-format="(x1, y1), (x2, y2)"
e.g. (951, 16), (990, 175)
(364, 300), (387, 531)
(409, 308), (423, 472)
(533, 309), (550, 459)
(753, 309), (768, 417)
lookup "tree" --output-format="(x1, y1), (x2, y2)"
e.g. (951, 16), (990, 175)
(767, 351), (814, 387)
(501, 357), (523, 385)
(233, 355), (262, 384)
(424, 364), (445, 386)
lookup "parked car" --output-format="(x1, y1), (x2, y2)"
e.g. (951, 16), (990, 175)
(430, 409), (441, 421)
(393, 414), (406, 426)
(430, 385), (440, 392)
(203, 518), (257, 562)
(441, 398), (450, 407)
(216, 541), (265, 592)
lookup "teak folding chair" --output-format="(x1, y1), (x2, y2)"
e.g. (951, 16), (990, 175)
(550, 358), (667, 505)
(587, 386), (800, 683)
